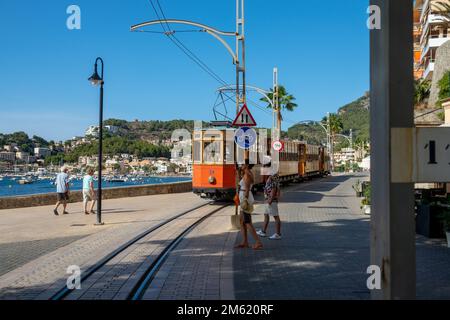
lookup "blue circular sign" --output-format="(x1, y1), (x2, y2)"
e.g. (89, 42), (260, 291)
(234, 127), (257, 149)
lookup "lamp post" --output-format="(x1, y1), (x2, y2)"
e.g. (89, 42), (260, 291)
(88, 57), (105, 226)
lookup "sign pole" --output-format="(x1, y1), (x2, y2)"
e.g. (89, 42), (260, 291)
(370, 0), (415, 299)
(232, 0), (246, 230)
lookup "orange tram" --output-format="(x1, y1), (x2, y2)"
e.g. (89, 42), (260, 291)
(192, 124), (331, 200)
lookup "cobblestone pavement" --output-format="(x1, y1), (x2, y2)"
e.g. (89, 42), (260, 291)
(416, 236), (450, 299)
(146, 174), (369, 300)
(1, 174), (450, 300)
(142, 208), (237, 301)
(64, 204), (227, 300)
(0, 235), (87, 277)
(150, 174), (450, 300)
(230, 173), (450, 300)
(233, 174), (372, 300)
(0, 192), (208, 300)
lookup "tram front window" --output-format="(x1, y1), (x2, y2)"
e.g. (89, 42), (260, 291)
(203, 141), (223, 164)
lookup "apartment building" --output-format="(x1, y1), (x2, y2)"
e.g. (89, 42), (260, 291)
(415, 0), (450, 80)
(414, 1), (425, 79)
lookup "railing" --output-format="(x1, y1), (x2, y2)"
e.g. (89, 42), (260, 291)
(0, 181), (193, 210)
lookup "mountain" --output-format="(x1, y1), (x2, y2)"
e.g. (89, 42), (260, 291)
(337, 93), (370, 142)
(103, 119), (196, 142)
(286, 93), (370, 145)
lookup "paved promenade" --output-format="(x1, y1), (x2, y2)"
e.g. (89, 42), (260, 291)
(0, 192), (208, 299)
(1, 173), (450, 300)
(144, 173), (450, 300)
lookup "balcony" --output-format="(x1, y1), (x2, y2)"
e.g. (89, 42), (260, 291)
(421, 37), (450, 59)
(423, 60), (435, 79)
(420, 14), (450, 44)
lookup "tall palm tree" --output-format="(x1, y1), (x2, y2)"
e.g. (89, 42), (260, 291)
(260, 85), (298, 130)
(322, 113), (343, 169)
(322, 113), (344, 138)
(435, 1), (450, 13)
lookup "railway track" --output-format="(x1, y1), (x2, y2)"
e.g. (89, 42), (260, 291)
(50, 202), (230, 300)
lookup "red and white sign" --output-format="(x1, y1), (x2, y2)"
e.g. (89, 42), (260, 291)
(272, 140), (284, 152)
(232, 104), (257, 127)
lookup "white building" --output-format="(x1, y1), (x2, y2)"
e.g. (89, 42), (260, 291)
(4, 144), (18, 152)
(85, 125), (120, 137)
(78, 156), (97, 167)
(105, 125), (119, 134)
(85, 126), (99, 137)
(418, 0), (450, 79)
(16, 152), (35, 164)
(334, 148), (355, 164)
(34, 147), (51, 158)
(359, 156), (371, 171)
(0, 151), (16, 162)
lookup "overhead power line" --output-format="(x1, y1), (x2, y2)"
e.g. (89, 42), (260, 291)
(145, 0), (275, 122)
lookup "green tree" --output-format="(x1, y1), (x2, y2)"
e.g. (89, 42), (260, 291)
(438, 71), (450, 106)
(322, 113), (344, 164)
(32, 135), (49, 147)
(260, 85), (298, 129)
(414, 79), (431, 107)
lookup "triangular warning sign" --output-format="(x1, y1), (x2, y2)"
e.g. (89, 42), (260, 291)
(232, 104), (257, 127)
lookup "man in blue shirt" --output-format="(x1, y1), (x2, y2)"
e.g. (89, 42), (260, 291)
(54, 167), (70, 216)
(83, 168), (96, 215)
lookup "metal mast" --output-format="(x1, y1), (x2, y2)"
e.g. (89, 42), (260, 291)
(236, 0), (246, 116)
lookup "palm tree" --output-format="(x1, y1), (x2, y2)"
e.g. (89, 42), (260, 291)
(260, 85), (298, 130)
(435, 1), (450, 13)
(321, 113), (343, 169)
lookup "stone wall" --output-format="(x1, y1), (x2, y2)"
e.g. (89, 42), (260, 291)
(429, 40), (450, 108)
(0, 181), (193, 210)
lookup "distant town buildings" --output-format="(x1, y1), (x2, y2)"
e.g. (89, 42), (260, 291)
(85, 125), (120, 137)
(16, 152), (36, 164)
(34, 147), (51, 158)
(334, 148), (355, 166)
(3, 144), (19, 152)
(0, 151), (16, 162)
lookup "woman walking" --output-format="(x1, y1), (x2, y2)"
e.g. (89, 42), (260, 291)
(235, 162), (263, 250)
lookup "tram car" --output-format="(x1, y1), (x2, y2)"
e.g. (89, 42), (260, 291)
(192, 124), (331, 200)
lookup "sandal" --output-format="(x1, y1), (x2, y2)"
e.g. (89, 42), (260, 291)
(234, 244), (250, 249)
(252, 243), (263, 250)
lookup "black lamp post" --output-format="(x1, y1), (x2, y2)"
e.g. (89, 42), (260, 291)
(88, 57), (105, 226)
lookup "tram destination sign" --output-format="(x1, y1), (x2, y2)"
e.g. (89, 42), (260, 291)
(391, 127), (450, 183)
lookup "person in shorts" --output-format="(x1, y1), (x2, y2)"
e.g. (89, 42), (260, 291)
(235, 161), (263, 250)
(54, 166), (70, 216)
(257, 159), (282, 240)
(83, 168), (96, 215)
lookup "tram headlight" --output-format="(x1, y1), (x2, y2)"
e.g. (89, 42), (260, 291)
(208, 176), (216, 185)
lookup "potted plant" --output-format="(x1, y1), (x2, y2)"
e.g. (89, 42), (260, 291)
(352, 180), (363, 197)
(361, 183), (371, 215)
(438, 206), (450, 248)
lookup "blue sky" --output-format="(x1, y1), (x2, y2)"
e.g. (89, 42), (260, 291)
(0, 0), (369, 141)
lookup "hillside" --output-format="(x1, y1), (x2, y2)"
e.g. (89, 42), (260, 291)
(337, 93), (370, 142)
(104, 119), (196, 142)
(287, 93), (370, 145)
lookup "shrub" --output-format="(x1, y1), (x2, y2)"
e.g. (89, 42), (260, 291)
(437, 71), (450, 107)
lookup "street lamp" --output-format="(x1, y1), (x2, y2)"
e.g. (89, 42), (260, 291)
(88, 57), (105, 226)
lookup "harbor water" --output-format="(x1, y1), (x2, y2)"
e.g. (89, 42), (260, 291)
(0, 176), (192, 198)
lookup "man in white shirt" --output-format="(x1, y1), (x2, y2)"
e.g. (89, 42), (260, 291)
(54, 167), (70, 216)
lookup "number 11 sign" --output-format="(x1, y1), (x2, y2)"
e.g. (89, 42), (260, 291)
(392, 127), (450, 183)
